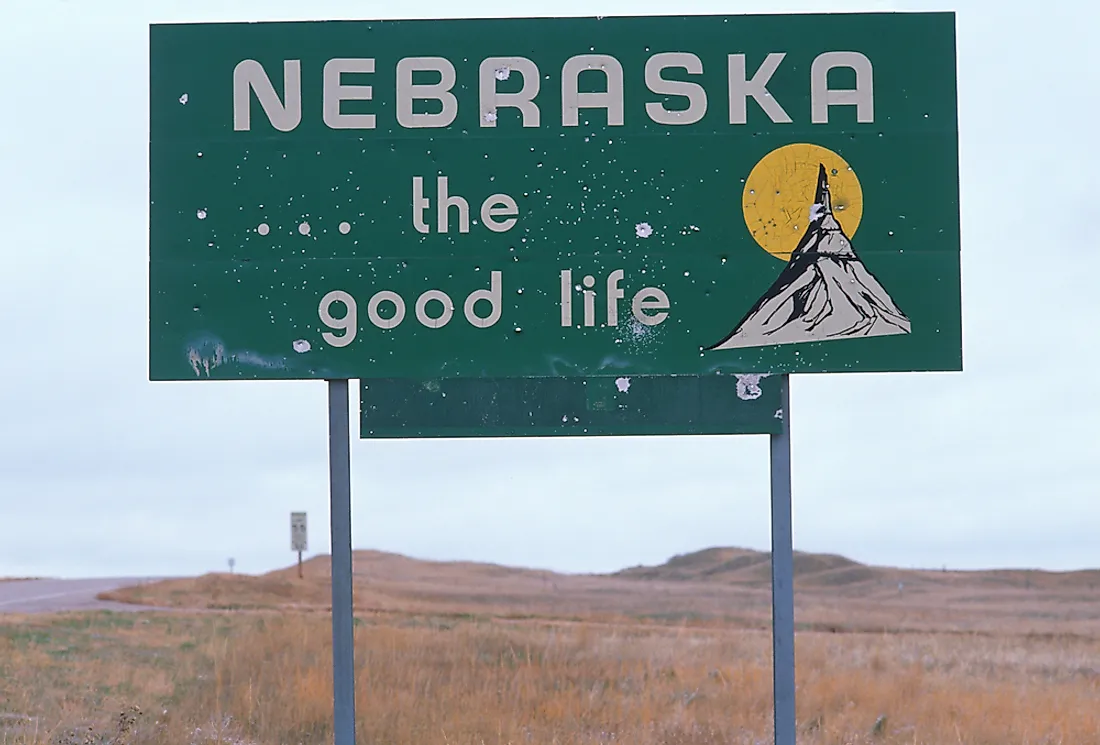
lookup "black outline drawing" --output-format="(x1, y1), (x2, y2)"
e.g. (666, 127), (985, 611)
(706, 163), (911, 351)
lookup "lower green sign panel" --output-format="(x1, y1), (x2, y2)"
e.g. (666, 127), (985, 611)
(360, 375), (782, 438)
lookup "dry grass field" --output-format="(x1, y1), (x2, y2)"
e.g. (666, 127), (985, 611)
(2, 547), (1098, 744)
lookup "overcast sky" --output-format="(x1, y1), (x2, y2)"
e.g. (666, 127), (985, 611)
(1, 0), (1096, 580)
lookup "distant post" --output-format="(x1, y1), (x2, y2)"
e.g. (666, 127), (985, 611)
(291, 512), (308, 579)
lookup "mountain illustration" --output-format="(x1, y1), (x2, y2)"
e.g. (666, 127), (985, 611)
(707, 164), (911, 351)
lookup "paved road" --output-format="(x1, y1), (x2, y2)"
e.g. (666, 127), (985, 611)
(0, 577), (166, 614)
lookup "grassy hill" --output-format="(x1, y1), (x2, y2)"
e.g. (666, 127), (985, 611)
(97, 546), (1100, 637)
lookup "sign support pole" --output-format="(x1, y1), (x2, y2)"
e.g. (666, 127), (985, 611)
(769, 374), (796, 745)
(327, 379), (356, 745)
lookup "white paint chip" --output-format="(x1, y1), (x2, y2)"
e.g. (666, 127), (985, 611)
(615, 377), (631, 393)
(734, 373), (770, 401)
(483, 111), (498, 123)
(179, 93), (189, 105)
(292, 339), (312, 354)
(298, 221), (311, 236)
(635, 222), (653, 238)
(257, 223), (270, 236)
(187, 342), (226, 378)
(196, 209), (207, 220)
(494, 66), (511, 81)
(338, 221), (352, 235)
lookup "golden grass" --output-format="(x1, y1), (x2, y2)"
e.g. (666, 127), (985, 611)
(9, 550), (1100, 743)
(1, 609), (1098, 745)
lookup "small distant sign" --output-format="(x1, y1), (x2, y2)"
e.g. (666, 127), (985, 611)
(291, 512), (308, 552)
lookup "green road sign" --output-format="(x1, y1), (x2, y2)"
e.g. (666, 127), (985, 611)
(149, 12), (961, 382)
(360, 373), (783, 438)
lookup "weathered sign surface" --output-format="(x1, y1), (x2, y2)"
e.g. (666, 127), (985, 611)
(149, 12), (961, 381)
(360, 373), (784, 438)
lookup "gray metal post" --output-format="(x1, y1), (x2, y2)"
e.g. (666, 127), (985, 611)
(770, 374), (796, 745)
(327, 380), (356, 745)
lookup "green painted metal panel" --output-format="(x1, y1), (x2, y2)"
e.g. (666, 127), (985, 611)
(360, 374), (783, 438)
(149, 12), (961, 382)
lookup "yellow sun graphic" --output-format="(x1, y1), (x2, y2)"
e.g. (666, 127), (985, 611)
(742, 143), (863, 262)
